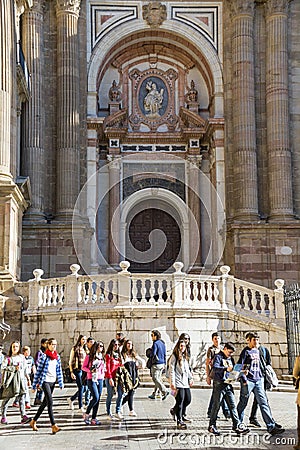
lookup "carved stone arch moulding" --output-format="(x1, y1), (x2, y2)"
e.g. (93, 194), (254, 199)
(129, 68), (178, 132)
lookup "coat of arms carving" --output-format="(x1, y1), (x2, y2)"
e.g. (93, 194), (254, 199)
(142, 2), (167, 27)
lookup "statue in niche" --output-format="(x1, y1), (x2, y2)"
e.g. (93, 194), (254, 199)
(143, 80), (164, 118)
(185, 80), (198, 104)
(109, 80), (121, 102)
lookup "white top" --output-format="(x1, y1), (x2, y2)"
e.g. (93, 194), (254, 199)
(45, 358), (57, 382)
(123, 354), (146, 369)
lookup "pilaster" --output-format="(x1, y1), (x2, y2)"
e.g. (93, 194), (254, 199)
(107, 154), (121, 266)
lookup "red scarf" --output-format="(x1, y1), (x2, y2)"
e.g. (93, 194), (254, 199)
(45, 349), (58, 360)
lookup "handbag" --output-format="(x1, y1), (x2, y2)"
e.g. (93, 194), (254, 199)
(293, 376), (300, 390)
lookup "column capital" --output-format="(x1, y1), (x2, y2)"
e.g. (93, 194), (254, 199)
(227, 0), (255, 16)
(266, 0), (291, 15)
(56, 0), (81, 16)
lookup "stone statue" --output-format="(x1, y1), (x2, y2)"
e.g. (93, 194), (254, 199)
(143, 80), (164, 118)
(185, 80), (198, 103)
(109, 80), (121, 102)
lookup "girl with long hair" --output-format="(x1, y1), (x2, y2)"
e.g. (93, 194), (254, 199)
(1, 340), (30, 425)
(105, 339), (123, 420)
(169, 339), (193, 429)
(68, 334), (87, 412)
(30, 338), (64, 434)
(82, 341), (105, 425)
(121, 339), (145, 416)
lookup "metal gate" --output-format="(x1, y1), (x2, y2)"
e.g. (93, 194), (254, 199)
(284, 284), (300, 373)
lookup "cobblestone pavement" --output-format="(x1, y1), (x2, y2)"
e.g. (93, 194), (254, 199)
(0, 386), (297, 450)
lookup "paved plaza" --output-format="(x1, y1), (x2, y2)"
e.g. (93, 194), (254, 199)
(0, 385), (297, 450)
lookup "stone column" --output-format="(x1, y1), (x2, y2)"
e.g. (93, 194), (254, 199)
(266, 0), (294, 220)
(55, 0), (81, 221)
(22, 0), (45, 220)
(229, 0), (259, 220)
(187, 155), (202, 271)
(0, 0), (13, 182)
(107, 154), (121, 267)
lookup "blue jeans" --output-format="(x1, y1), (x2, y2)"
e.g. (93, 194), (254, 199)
(105, 378), (123, 414)
(209, 381), (240, 429)
(207, 392), (230, 417)
(70, 369), (84, 408)
(86, 379), (103, 419)
(237, 378), (276, 431)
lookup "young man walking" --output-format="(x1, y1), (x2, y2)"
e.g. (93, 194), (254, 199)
(148, 330), (169, 400)
(237, 332), (284, 436)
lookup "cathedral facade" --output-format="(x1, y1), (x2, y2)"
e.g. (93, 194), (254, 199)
(0, 0), (300, 295)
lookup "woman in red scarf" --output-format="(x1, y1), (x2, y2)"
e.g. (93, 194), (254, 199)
(30, 338), (64, 434)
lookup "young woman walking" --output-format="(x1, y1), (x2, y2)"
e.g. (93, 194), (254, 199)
(169, 339), (193, 429)
(82, 341), (105, 425)
(121, 339), (145, 416)
(1, 340), (30, 425)
(105, 339), (123, 420)
(68, 334), (87, 412)
(30, 338), (64, 434)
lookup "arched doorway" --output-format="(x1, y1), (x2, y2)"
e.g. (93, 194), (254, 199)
(127, 208), (181, 273)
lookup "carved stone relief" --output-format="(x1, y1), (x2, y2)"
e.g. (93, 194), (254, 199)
(142, 2), (167, 27)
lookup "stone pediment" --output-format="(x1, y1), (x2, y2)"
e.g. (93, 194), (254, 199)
(103, 108), (128, 130)
(179, 107), (206, 130)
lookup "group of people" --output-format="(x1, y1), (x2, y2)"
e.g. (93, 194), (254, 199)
(0, 330), (299, 448)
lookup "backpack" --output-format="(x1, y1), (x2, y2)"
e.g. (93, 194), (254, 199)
(259, 346), (278, 389)
(165, 355), (177, 379)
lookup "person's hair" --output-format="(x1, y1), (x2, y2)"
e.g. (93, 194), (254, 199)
(41, 338), (48, 345)
(89, 341), (105, 366)
(8, 341), (21, 357)
(22, 346), (30, 352)
(224, 342), (236, 352)
(246, 332), (259, 341)
(172, 339), (189, 365)
(47, 337), (57, 347)
(87, 337), (94, 343)
(212, 332), (220, 339)
(121, 339), (137, 359)
(73, 334), (87, 351)
(106, 339), (120, 356)
(151, 330), (161, 340)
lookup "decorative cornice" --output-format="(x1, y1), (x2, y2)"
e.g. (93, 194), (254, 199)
(266, 0), (291, 15)
(227, 0), (255, 16)
(56, 0), (81, 16)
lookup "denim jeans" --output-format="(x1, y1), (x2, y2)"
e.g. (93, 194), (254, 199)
(209, 380), (240, 429)
(207, 392), (230, 417)
(86, 379), (103, 419)
(150, 364), (167, 395)
(70, 369), (84, 408)
(237, 378), (276, 431)
(105, 378), (123, 414)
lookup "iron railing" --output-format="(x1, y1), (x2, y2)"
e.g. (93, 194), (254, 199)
(284, 284), (300, 373)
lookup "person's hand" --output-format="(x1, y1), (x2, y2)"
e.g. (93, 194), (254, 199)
(170, 384), (176, 391)
(31, 389), (36, 393)
(227, 366), (233, 372)
(206, 376), (211, 386)
(189, 378), (194, 387)
(109, 378), (114, 387)
(71, 372), (76, 380)
(15, 364), (20, 371)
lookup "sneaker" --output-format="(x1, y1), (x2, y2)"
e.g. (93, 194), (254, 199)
(21, 415), (30, 424)
(25, 403), (31, 410)
(170, 408), (176, 421)
(13, 402), (19, 408)
(177, 421), (187, 430)
(115, 412), (123, 420)
(234, 424), (250, 435)
(156, 393), (161, 399)
(182, 416), (193, 423)
(1, 417), (8, 425)
(249, 418), (261, 428)
(162, 391), (169, 401)
(129, 410), (137, 416)
(275, 422), (283, 429)
(208, 425), (221, 436)
(91, 419), (101, 425)
(68, 398), (75, 410)
(106, 414), (115, 420)
(148, 393), (156, 399)
(83, 413), (90, 425)
(269, 426), (285, 436)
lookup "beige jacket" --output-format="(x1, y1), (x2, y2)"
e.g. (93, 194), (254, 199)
(293, 356), (300, 406)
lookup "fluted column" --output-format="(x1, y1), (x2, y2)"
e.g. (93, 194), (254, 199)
(108, 155), (121, 266)
(266, 0), (294, 220)
(230, 0), (259, 220)
(22, 0), (45, 219)
(0, 0), (13, 182)
(56, 0), (81, 220)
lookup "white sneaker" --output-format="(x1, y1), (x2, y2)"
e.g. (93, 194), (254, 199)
(116, 412), (123, 420)
(80, 406), (86, 413)
(129, 410), (137, 417)
(68, 398), (75, 410)
(107, 414), (115, 420)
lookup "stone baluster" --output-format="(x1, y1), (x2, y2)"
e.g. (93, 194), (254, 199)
(55, 0), (81, 220)
(22, 0), (45, 220)
(0, 0), (13, 182)
(266, 0), (294, 220)
(229, 0), (259, 220)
